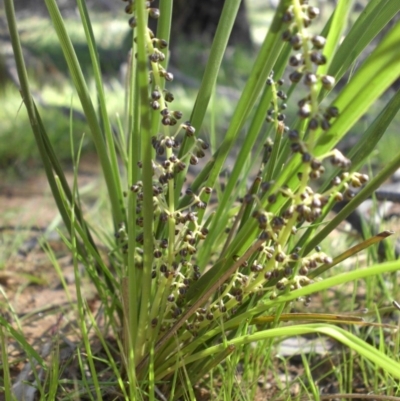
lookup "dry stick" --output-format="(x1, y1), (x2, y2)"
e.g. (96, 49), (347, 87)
(135, 237), (265, 372)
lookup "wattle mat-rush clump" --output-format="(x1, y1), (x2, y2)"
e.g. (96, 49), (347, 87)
(3, 0), (400, 399)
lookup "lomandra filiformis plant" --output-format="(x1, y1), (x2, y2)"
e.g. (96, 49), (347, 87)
(4, 0), (400, 398)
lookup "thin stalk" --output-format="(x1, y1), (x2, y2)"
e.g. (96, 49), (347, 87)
(156, 0), (173, 67)
(127, 33), (140, 357)
(265, 80), (284, 181)
(134, 2), (154, 363)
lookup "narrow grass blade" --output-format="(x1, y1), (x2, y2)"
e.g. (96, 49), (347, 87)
(156, 324), (400, 380)
(75, 0), (125, 221)
(44, 0), (124, 227)
(174, 0), (245, 200)
(327, 0), (400, 86)
(309, 231), (393, 278)
(0, 316), (45, 369)
(0, 326), (13, 401)
(314, 21), (400, 154)
(252, 313), (364, 325)
(317, 0), (353, 77)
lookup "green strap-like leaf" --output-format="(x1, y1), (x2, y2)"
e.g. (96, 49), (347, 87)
(44, 0), (124, 228)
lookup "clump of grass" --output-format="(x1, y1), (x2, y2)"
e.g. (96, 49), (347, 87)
(3, 0), (400, 399)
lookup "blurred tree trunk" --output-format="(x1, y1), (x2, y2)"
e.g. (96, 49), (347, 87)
(170, 0), (252, 47)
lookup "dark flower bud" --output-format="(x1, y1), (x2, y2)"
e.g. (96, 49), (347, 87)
(321, 75), (335, 90)
(311, 159), (322, 170)
(176, 161), (186, 172)
(309, 170), (320, 180)
(149, 8), (160, 19)
(358, 174), (369, 183)
(128, 17), (137, 28)
(284, 266), (293, 277)
(193, 271), (201, 280)
(165, 137), (173, 148)
(161, 116), (171, 126)
(251, 263), (263, 272)
(304, 72), (318, 86)
(344, 189), (355, 200)
(326, 106), (339, 118)
(288, 129), (299, 141)
(196, 149), (205, 158)
(149, 53), (159, 63)
(282, 30), (292, 42)
(311, 35), (326, 49)
(151, 101), (160, 110)
(282, 207), (294, 219)
(303, 16), (311, 27)
(160, 108), (169, 117)
(282, 10), (294, 23)
(275, 252), (285, 262)
(290, 142), (302, 153)
(308, 118), (319, 130)
(289, 71), (303, 83)
(321, 118), (330, 131)
(196, 201), (207, 209)
(277, 90), (287, 100)
(307, 6), (320, 19)
(125, 3), (134, 14)
(289, 54), (303, 67)
(173, 110), (183, 119)
(298, 104), (311, 118)
(158, 39), (168, 49)
(291, 34), (303, 50)
(164, 72), (174, 81)
(190, 155), (199, 165)
(164, 92), (174, 102)
(299, 265), (309, 275)
(276, 281), (286, 290)
(334, 192), (344, 202)
(310, 51), (326, 65)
